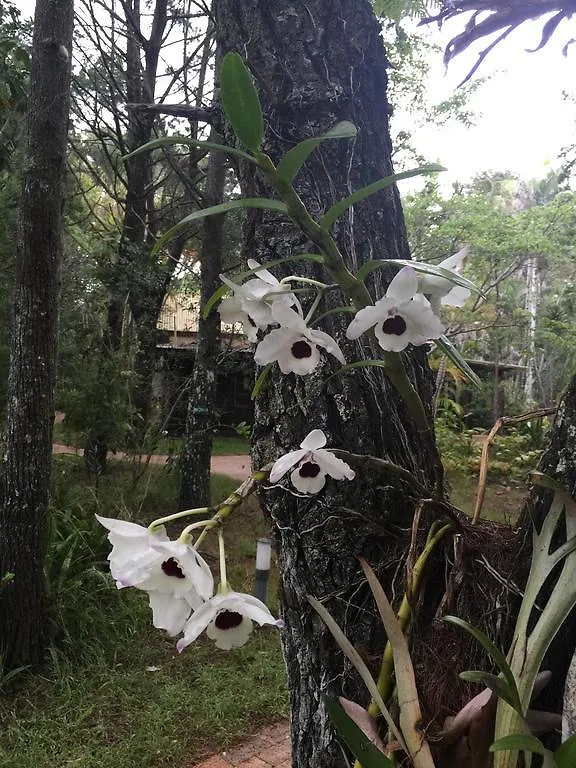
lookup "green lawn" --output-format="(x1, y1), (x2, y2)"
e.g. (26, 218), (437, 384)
(52, 422), (250, 456)
(0, 458), (286, 768)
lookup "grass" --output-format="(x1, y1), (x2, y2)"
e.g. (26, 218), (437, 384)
(447, 469), (527, 524)
(0, 457), (287, 768)
(52, 422), (250, 456)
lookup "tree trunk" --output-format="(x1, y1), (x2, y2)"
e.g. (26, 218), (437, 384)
(214, 3), (443, 765)
(0, 0), (74, 669)
(179, 126), (226, 510)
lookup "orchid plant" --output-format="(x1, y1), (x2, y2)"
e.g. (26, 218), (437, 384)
(96, 52), (576, 768)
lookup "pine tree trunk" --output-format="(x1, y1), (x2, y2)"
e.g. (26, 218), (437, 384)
(0, 0), (74, 669)
(180, 127), (226, 510)
(214, 3), (443, 765)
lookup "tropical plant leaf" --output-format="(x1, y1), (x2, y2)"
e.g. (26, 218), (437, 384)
(323, 696), (394, 768)
(435, 336), (482, 387)
(445, 616), (523, 715)
(276, 121), (357, 184)
(251, 363), (274, 400)
(555, 734), (576, 767)
(151, 198), (288, 257)
(459, 671), (520, 713)
(356, 258), (481, 297)
(307, 595), (407, 753)
(490, 733), (550, 758)
(319, 164), (444, 231)
(219, 52), (263, 152)
(123, 135), (258, 165)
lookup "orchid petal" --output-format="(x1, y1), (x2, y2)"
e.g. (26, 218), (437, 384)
(269, 448), (308, 482)
(346, 302), (389, 340)
(386, 266), (418, 303)
(247, 259), (279, 286)
(441, 284), (471, 307)
(314, 449), (355, 480)
(307, 328), (346, 364)
(277, 341), (321, 375)
(270, 302), (306, 331)
(148, 591), (193, 636)
(254, 328), (293, 365)
(439, 246), (469, 272)
(290, 465), (327, 494)
(300, 429), (327, 451)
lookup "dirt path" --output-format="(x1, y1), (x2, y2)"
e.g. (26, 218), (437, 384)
(52, 444), (251, 482)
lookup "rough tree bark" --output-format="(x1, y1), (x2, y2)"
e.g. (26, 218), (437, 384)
(0, 0), (74, 668)
(213, 2), (444, 765)
(179, 125), (226, 510)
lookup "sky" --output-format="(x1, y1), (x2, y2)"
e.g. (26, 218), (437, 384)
(11, 1), (576, 189)
(404, 16), (576, 188)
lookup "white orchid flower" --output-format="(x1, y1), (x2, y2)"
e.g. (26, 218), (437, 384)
(254, 303), (345, 375)
(269, 429), (355, 494)
(346, 266), (444, 352)
(96, 516), (214, 636)
(218, 259), (296, 342)
(176, 590), (281, 652)
(415, 246), (471, 312)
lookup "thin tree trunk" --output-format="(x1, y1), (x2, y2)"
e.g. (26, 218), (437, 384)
(179, 122), (226, 510)
(0, 0), (74, 669)
(214, 3), (443, 765)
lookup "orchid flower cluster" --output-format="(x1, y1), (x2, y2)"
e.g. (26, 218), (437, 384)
(96, 427), (356, 649)
(218, 250), (470, 373)
(96, 248), (472, 651)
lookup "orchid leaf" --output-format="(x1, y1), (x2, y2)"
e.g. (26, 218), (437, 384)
(152, 198), (288, 257)
(435, 336), (482, 387)
(459, 671), (519, 712)
(490, 734), (550, 758)
(220, 53), (263, 152)
(123, 135), (258, 165)
(307, 594), (407, 753)
(445, 616), (523, 715)
(320, 164), (445, 231)
(276, 121), (357, 184)
(555, 734), (576, 767)
(356, 258), (481, 297)
(323, 696), (394, 768)
(251, 363), (274, 400)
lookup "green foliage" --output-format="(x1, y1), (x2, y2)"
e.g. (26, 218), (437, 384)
(323, 696), (394, 767)
(276, 120), (357, 184)
(219, 52), (264, 153)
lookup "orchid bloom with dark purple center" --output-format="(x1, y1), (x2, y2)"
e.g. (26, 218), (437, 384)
(269, 429), (355, 494)
(176, 589), (281, 651)
(346, 265), (445, 352)
(254, 303), (345, 375)
(96, 515), (214, 636)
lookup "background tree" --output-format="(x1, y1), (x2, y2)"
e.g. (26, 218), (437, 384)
(0, 0), (74, 668)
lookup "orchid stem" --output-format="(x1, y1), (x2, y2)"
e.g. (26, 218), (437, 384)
(148, 507), (210, 532)
(178, 519), (216, 543)
(218, 527), (228, 591)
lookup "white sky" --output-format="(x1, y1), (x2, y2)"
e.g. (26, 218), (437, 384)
(404, 16), (576, 188)
(13, 1), (576, 188)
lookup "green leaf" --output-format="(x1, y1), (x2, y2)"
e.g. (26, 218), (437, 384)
(202, 253), (325, 319)
(220, 53), (263, 152)
(490, 734), (550, 758)
(323, 359), (391, 387)
(459, 671), (519, 712)
(151, 198), (288, 257)
(323, 696), (394, 768)
(444, 616), (523, 715)
(555, 734), (576, 768)
(251, 363), (274, 400)
(123, 135), (258, 165)
(276, 121), (357, 184)
(435, 336), (482, 387)
(356, 258), (481, 297)
(320, 164), (445, 231)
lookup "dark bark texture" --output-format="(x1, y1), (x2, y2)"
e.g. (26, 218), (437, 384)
(179, 127), (226, 510)
(0, 0), (74, 668)
(213, 3), (444, 765)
